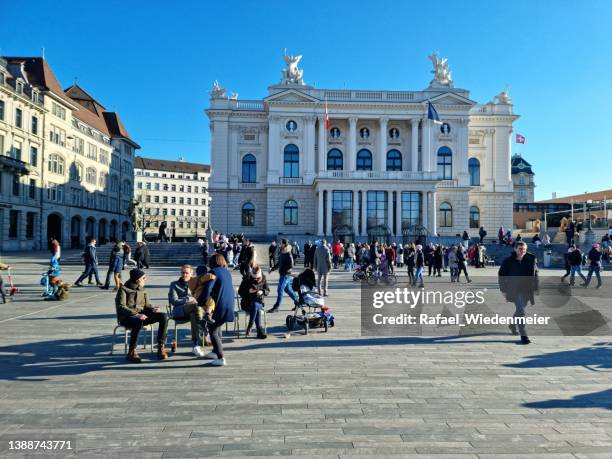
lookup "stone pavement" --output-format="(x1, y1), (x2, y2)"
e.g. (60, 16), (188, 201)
(0, 256), (611, 458)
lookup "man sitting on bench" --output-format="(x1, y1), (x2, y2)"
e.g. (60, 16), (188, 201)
(116, 269), (169, 363)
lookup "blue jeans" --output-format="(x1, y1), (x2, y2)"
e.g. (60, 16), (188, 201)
(344, 258), (354, 271)
(247, 301), (263, 329)
(570, 265), (586, 285)
(76, 263), (100, 284)
(510, 293), (529, 337)
(415, 267), (424, 286)
(276, 274), (299, 307)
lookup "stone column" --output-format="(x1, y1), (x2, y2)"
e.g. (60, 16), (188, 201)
(422, 192), (429, 231)
(361, 190), (368, 237)
(379, 117), (388, 171)
(430, 191), (437, 236)
(267, 115), (281, 184)
(395, 190), (402, 237)
(228, 125), (240, 188)
(387, 190), (393, 235)
(485, 129), (495, 192)
(457, 118), (469, 186)
(411, 119), (419, 172)
(326, 189), (332, 237)
(352, 190), (359, 238)
(422, 118), (432, 172)
(317, 116), (326, 173)
(317, 190), (324, 236)
(304, 115), (316, 183)
(348, 117), (357, 171)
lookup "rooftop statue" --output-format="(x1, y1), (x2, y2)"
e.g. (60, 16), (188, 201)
(209, 80), (227, 99)
(281, 48), (305, 85)
(493, 87), (512, 104)
(428, 51), (453, 86)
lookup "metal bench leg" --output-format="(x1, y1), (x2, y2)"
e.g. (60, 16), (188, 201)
(174, 322), (178, 350)
(110, 325), (120, 355)
(124, 329), (128, 354)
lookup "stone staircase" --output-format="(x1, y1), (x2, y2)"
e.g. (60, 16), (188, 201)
(60, 242), (206, 267)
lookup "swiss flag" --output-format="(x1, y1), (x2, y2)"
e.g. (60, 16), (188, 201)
(515, 133), (525, 144)
(325, 99), (330, 129)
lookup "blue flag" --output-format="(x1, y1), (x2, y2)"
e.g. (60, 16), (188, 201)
(427, 101), (442, 125)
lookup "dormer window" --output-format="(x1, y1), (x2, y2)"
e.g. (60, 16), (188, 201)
(16, 81), (24, 94)
(0, 72), (5, 85)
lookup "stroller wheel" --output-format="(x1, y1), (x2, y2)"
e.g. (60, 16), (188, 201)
(303, 319), (309, 335)
(286, 315), (294, 331)
(323, 318), (328, 333)
(329, 319), (335, 327)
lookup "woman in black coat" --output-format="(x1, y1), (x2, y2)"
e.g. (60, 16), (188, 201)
(238, 266), (269, 339)
(198, 254), (235, 366)
(433, 246), (443, 277)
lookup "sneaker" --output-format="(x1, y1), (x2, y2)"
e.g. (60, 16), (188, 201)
(520, 336), (531, 345)
(267, 304), (280, 313)
(211, 357), (226, 366)
(74, 283), (83, 287)
(192, 345), (205, 357)
(203, 351), (218, 360)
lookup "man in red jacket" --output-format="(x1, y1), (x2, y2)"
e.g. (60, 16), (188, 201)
(332, 240), (343, 269)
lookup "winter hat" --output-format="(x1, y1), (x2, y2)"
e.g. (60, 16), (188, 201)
(129, 269), (146, 282)
(195, 265), (208, 276)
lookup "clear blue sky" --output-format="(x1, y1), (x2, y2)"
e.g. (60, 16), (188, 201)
(2, 0), (610, 200)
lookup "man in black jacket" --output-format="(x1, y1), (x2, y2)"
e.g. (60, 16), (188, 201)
(568, 244), (587, 286)
(74, 239), (102, 287)
(239, 239), (255, 276)
(498, 241), (538, 344)
(583, 243), (603, 288)
(268, 239), (299, 313)
(268, 240), (277, 269)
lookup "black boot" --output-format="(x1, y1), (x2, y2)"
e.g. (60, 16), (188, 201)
(520, 336), (531, 345)
(256, 327), (267, 339)
(267, 303), (280, 313)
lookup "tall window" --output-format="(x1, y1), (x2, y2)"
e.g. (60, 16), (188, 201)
(283, 200), (298, 225)
(15, 108), (22, 128)
(69, 162), (83, 181)
(469, 206), (480, 229)
(0, 100), (4, 120)
(86, 167), (96, 185)
(367, 191), (387, 230)
(386, 150), (402, 171)
(327, 149), (343, 170)
(31, 116), (38, 135)
(468, 158), (480, 186)
(242, 154), (257, 183)
(9, 210), (18, 238)
(11, 140), (22, 160)
(401, 192), (421, 230)
(332, 191), (353, 232)
(12, 175), (20, 196)
(437, 146), (452, 180)
(439, 202), (453, 227)
(30, 146), (38, 167)
(26, 212), (35, 239)
(356, 149), (372, 171)
(48, 154), (65, 175)
(241, 202), (255, 226)
(283, 144), (299, 177)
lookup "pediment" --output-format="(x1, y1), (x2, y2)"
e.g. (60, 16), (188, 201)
(428, 92), (476, 106)
(265, 89), (319, 103)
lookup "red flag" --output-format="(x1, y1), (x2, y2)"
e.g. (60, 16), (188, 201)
(515, 133), (525, 144)
(325, 99), (330, 130)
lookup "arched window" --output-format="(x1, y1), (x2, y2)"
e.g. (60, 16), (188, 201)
(98, 173), (108, 189)
(386, 150), (402, 171)
(86, 167), (97, 185)
(327, 149), (343, 170)
(242, 154), (257, 183)
(48, 154), (65, 175)
(284, 200), (298, 225)
(519, 173), (526, 185)
(439, 202), (453, 227)
(69, 162), (82, 181)
(283, 144), (299, 178)
(241, 202), (255, 226)
(469, 206), (480, 228)
(437, 146), (452, 180)
(468, 158), (480, 186)
(356, 149), (372, 171)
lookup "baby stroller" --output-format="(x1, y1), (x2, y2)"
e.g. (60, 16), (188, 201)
(285, 269), (335, 334)
(40, 263), (69, 300)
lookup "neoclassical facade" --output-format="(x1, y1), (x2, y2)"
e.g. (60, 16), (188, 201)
(207, 53), (518, 242)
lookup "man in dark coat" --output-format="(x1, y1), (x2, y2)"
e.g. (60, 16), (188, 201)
(498, 241), (539, 344)
(74, 239), (102, 287)
(268, 240), (277, 269)
(238, 239), (255, 276)
(268, 239), (299, 313)
(303, 241), (313, 268)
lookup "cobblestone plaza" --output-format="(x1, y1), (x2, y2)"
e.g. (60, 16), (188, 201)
(1, 252), (611, 458)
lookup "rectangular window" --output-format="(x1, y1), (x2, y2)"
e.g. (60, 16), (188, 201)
(15, 108), (22, 128)
(87, 143), (97, 160)
(154, 195), (159, 203)
(9, 210), (18, 238)
(0, 99), (4, 120)
(179, 197), (184, 205)
(0, 134), (4, 156)
(137, 182), (142, 189)
(12, 175), (20, 196)
(29, 179), (36, 199)
(154, 183), (160, 191)
(171, 184), (176, 192)
(30, 146), (38, 167)
(52, 102), (66, 120)
(74, 137), (84, 154)
(366, 191), (387, 231)
(31, 116), (38, 135)
(11, 140), (22, 160)
(401, 192), (422, 230)
(332, 191), (352, 232)
(26, 212), (35, 239)
(49, 125), (66, 146)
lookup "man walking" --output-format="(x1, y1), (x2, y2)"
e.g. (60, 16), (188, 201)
(313, 239), (332, 296)
(268, 240), (277, 269)
(268, 239), (299, 313)
(498, 241), (538, 344)
(583, 243), (603, 288)
(568, 244), (587, 286)
(74, 239), (102, 287)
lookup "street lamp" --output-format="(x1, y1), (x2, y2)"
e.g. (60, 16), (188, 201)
(584, 200), (594, 246)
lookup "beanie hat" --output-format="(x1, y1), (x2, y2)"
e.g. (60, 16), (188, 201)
(129, 269), (146, 282)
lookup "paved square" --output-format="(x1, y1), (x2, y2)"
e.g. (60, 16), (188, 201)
(1, 254), (611, 458)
